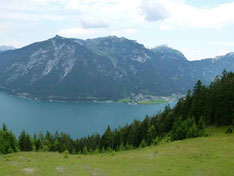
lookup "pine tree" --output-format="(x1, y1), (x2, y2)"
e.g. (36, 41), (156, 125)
(0, 126), (17, 154)
(19, 130), (26, 151)
(19, 130), (33, 151)
(101, 125), (113, 150)
(25, 134), (33, 151)
(147, 125), (156, 145)
(2, 123), (7, 132)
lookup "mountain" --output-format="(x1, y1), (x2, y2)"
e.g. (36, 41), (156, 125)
(191, 52), (234, 83)
(0, 46), (14, 53)
(0, 35), (233, 101)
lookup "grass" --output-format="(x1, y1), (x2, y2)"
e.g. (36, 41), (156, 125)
(117, 98), (131, 103)
(138, 99), (167, 104)
(0, 127), (233, 176)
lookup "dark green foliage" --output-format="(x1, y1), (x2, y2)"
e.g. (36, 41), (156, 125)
(101, 126), (113, 150)
(170, 117), (200, 141)
(140, 140), (147, 148)
(147, 125), (156, 145)
(197, 117), (206, 136)
(33, 133), (43, 151)
(153, 137), (160, 146)
(0, 124), (18, 154)
(19, 130), (33, 152)
(225, 126), (233, 134)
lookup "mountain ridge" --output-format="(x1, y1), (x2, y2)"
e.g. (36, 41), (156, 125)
(0, 45), (15, 53)
(0, 35), (233, 101)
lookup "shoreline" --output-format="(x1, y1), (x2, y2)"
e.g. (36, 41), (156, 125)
(0, 87), (182, 105)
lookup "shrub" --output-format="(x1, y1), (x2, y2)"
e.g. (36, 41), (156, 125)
(171, 117), (205, 141)
(225, 126), (233, 134)
(42, 145), (49, 152)
(153, 137), (159, 146)
(140, 140), (147, 148)
(111, 151), (115, 156)
(83, 146), (88, 155)
(63, 150), (69, 158)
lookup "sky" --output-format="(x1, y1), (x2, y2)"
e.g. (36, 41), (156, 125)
(1, 0), (234, 61)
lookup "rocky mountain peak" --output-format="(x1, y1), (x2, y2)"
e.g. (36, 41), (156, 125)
(151, 45), (187, 61)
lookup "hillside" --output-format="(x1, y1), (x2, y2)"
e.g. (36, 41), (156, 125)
(0, 36), (234, 101)
(0, 127), (233, 176)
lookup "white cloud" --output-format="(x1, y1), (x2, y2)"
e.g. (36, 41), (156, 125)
(58, 0), (143, 23)
(0, 0), (59, 11)
(0, 0), (143, 30)
(109, 28), (138, 36)
(217, 49), (232, 56)
(58, 27), (137, 39)
(0, 11), (65, 21)
(81, 20), (109, 29)
(124, 29), (137, 34)
(211, 42), (234, 57)
(3, 0), (234, 30)
(142, 0), (234, 29)
(140, 0), (169, 22)
(1, 0), (234, 60)
(214, 41), (234, 47)
(58, 28), (96, 37)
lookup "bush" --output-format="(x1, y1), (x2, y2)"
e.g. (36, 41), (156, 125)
(7, 147), (14, 154)
(125, 143), (134, 150)
(83, 146), (88, 155)
(170, 117), (187, 141)
(93, 148), (99, 154)
(63, 150), (69, 158)
(42, 145), (49, 152)
(118, 142), (125, 151)
(171, 117), (206, 141)
(153, 137), (159, 146)
(197, 117), (206, 136)
(111, 151), (115, 156)
(225, 126), (233, 134)
(187, 123), (198, 138)
(140, 140), (147, 148)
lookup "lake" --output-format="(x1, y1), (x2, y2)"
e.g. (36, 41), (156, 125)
(0, 91), (176, 138)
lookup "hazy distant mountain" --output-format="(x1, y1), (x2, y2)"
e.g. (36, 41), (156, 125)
(0, 46), (14, 52)
(0, 35), (233, 101)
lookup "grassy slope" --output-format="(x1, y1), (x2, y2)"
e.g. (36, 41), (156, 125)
(117, 98), (131, 103)
(137, 99), (167, 104)
(0, 127), (233, 176)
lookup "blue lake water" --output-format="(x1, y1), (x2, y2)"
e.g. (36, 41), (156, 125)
(0, 91), (175, 138)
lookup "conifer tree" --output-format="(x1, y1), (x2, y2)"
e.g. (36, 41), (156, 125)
(19, 130), (27, 151)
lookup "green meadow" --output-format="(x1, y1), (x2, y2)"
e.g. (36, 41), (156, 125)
(0, 127), (233, 176)
(137, 99), (167, 104)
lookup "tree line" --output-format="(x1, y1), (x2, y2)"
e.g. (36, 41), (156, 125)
(0, 70), (233, 155)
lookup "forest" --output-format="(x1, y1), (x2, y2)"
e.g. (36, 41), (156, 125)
(0, 70), (233, 155)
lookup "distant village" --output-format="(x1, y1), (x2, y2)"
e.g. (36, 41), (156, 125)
(118, 93), (185, 104)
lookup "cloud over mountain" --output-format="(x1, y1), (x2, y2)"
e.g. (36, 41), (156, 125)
(140, 0), (169, 22)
